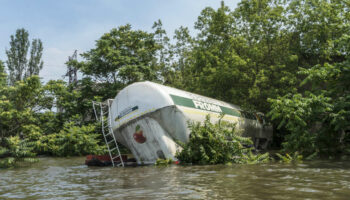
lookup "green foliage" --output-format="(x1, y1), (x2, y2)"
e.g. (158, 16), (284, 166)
(5, 28), (44, 84)
(74, 24), (162, 85)
(0, 76), (46, 138)
(3, 136), (36, 158)
(268, 93), (333, 155)
(155, 158), (173, 166)
(269, 55), (350, 157)
(44, 80), (91, 127)
(27, 39), (44, 78)
(275, 152), (303, 164)
(166, 1), (299, 111)
(165, 0), (350, 118)
(0, 60), (7, 86)
(176, 115), (269, 165)
(67, 22), (171, 103)
(32, 122), (106, 157)
(0, 74), (106, 160)
(236, 151), (270, 165)
(6, 28), (29, 84)
(0, 136), (38, 168)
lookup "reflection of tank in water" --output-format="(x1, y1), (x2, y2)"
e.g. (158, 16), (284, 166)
(110, 81), (273, 164)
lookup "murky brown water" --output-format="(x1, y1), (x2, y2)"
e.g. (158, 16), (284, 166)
(1, 157), (350, 199)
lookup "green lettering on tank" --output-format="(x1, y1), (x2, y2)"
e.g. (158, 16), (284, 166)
(170, 94), (241, 117)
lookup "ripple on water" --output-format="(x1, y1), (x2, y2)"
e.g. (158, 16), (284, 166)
(2, 158), (350, 199)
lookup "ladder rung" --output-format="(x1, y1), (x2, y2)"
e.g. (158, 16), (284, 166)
(107, 140), (114, 144)
(110, 147), (118, 152)
(105, 132), (112, 137)
(112, 155), (120, 160)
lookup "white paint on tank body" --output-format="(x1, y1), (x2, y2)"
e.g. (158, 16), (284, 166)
(110, 82), (173, 130)
(117, 117), (178, 164)
(110, 81), (243, 129)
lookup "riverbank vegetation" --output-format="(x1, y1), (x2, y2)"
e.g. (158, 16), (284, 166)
(1, 0), (349, 168)
(176, 115), (270, 165)
(0, 136), (38, 168)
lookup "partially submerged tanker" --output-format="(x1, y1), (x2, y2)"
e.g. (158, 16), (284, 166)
(109, 81), (272, 164)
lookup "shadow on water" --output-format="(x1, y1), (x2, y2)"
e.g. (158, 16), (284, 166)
(1, 157), (350, 199)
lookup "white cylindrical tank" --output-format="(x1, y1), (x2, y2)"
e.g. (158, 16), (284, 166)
(110, 81), (272, 164)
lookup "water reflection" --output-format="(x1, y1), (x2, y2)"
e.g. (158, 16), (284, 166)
(1, 157), (350, 199)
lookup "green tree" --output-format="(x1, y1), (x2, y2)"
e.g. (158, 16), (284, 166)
(166, 1), (295, 112)
(69, 24), (165, 101)
(30, 122), (105, 157)
(168, 3), (251, 104)
(26, 39), (44, 78)
(0, 76), (47, 138)
(6, 28), (29, 84)
(77, 24), (162, 85)
(0, 76), (106, 158)
(269, 61), (350, 156)
(189, 3), (254, 106)
(0, 61), (7, 86)
(6, 28), (44, 84)
(232, 0), (298, 112)
(43, 79), (95, 129)
(164, 26), (194, 88)
(268, 0), (350, 156)
(152, 19), (172, 81)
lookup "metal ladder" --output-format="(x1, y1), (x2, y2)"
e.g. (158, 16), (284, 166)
(92, 99), (124, 167)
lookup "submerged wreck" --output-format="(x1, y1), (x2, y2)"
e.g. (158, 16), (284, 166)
(93, 81), (272, 166)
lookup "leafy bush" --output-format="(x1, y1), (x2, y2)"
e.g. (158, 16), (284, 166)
(155, 158), (173, 166)
(268, 93), (332, 155)
(275, 152), (303, 164)
(176, 115), (269, 165)
(32, 122), (106, 156)
(0, 136), (38, 168)
(236, 151), (270, 165)
(268, 60), (350, 157)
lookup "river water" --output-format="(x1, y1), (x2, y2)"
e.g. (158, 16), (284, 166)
(1, 157), (350, 199)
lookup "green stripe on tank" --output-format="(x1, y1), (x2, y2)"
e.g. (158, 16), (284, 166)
(220, 106), (240, 117)
(170, 94), (241, 117)
(170, 94), (196, 108)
